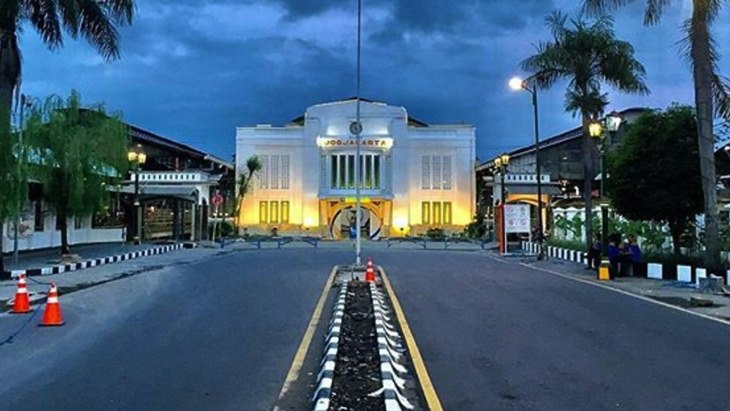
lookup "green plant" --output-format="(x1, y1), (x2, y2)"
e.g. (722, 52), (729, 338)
(553, 213), (583, 240)
(546, 238), (586, 252)
(608, 105), (703, 255)
(233, 156), (262, 231)
(584, 0), (730, 273)
(463, 211), (487, 239)
(426, 227), (445, 240)
(26, 91), (128, 255)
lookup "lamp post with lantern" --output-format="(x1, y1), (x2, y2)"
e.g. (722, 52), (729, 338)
(509, 76), (544, 259)
(127, 146), (147, 245)
(494, 153), (510, 254)
(589, 111), (623, 258)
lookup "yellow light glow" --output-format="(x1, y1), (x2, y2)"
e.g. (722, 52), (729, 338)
(303, 215), (317, 227)
(589, 121), (603, 138)
(393, 216), (408, 230)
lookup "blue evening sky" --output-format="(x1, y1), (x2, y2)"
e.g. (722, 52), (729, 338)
(21, 0), (730, 162)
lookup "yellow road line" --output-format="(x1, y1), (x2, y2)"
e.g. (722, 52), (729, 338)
(275, 265), (337, 405)
(380, 266), (443, 411)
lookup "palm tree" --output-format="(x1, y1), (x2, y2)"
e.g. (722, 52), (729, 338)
(233, 156), (263, 233)
(0, 1), (135, 116)
(583, 0), (730, 272)
(521, 12), (649, 251)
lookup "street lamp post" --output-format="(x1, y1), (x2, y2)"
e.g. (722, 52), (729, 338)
(509, 76), (544, 259)
(494, 153), (510, 254)
(589, 111), (622, 262)
(127, 147), (147, 245)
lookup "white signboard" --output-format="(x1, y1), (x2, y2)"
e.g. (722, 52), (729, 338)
(504, 204), (530, 233)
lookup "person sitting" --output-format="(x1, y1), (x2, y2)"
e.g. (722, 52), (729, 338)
(617, 239), (632, 277)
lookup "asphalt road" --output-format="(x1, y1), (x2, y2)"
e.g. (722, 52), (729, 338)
(0, 248), (350, 411)
(373, 250), (730, 410)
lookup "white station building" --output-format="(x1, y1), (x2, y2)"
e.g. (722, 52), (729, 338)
(235, 98), (476, 239)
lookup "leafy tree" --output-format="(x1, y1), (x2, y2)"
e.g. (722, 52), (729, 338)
(0, 110), (26, 274)
(520, 12), (648, 251)
(233, 156), (262, 232)
(608, 105), (703, 255)
(0, 1), (135, 113)
(25, 91), (128, 255)
(583, 0), (730, 271)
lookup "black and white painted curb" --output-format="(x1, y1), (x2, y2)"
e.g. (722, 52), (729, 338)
(522, 241), (730, 286)
(5, 243), (185, 279)
(312, 283), (348, 411)
(369, 282), (414, 411)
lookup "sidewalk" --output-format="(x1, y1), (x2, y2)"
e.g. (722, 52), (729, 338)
(1, 246), (226, 311)
(520, 254), (730, 322)
(2, 242), (159, 272)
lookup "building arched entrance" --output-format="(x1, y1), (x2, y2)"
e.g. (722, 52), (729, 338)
(325, 201), (387, 240)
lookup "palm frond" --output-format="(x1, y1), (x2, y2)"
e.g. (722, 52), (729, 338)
(643, 0), (671, 25)
(57, 0), (81, 37)
(106, 0), (135, 25)
(712, 73), (730, 120)
(77, 0), (121, 61)
(582, 0), (637, 17)
(25, 0), (62, 48)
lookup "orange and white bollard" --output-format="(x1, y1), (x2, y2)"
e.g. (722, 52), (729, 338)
(10, 274), (32, 314)
(39, 282), (65, 327)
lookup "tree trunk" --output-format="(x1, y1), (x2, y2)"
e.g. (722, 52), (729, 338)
(0, 230), (5, 275)
(691, 6), (721, 270)
(59, 205), (70, 255)
(233, 175), (251, 232)
(0, 28), (20, 117)
(668, 220), (684, 257)
(582, 117), (595, 250)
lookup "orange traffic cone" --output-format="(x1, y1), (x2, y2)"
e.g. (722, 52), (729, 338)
(11, 274), (32, 314)
(365, 258), (376, 283)
(39, 282), (64, 327)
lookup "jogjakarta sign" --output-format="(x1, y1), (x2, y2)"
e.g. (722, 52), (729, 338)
(316, 137), (393, 150)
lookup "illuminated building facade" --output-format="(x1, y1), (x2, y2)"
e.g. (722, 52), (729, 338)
(235, 98), (476, 239)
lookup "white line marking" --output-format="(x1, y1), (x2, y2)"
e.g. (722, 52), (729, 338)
(484, 254), (730, 327)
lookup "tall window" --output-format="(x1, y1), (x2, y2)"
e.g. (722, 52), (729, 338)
(259, 155), (269, 189)
(259, 201), (268, 223)
(270, 156), (280, 189)
(270, 201), (279, 223)
(422, 201), (453, 226)
(421, 155), (453, 190)
(421, 202), (431, 225)
(258, 154), (290, 190)
(433, 202), (442, 225)
(421, 156), (431, 190)
(259, 201), (289, 224)
(330, 154), (381, 190)
(281, 201), (290, 224)
(443, 202), (452, 225)
(281, 156), (290, 189)
(442, 156), (452, 189)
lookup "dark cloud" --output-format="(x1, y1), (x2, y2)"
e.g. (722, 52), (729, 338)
(20, 0), (727, 162)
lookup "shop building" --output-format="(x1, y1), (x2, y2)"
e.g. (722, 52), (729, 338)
(235, 98), (476, 239)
